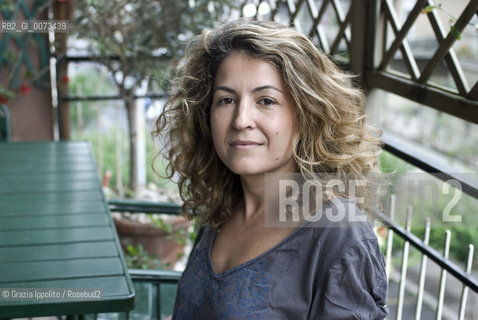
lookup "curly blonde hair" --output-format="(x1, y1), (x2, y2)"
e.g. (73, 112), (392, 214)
(153, 19), (382, 229)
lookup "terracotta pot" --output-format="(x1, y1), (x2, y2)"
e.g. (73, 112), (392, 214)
(113, 215), (191, 269)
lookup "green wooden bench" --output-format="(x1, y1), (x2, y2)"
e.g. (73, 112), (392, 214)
(0, 147), (187, 319)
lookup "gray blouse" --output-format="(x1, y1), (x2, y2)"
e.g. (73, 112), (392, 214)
(173, 199), (388, 319)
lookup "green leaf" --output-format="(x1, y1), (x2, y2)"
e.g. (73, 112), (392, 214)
(0, 3), (15, 13)
(423, 5), (435, 13)
(25, 70), (35, 80)
(5, 50), (16, 62)
(150, 215), (173, 233)
(450, 25), (461, 40)
(0, 86), (16, 100)
(137, 244), (144, 255)
(126, 244), (138, 255)
(3, 90), (15, 99)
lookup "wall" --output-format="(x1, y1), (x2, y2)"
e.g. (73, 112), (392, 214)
(0, 2), (54, 141)
(5, 87), (53, 141)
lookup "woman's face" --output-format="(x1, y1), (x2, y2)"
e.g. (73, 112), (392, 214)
(210, 51), (297, 178)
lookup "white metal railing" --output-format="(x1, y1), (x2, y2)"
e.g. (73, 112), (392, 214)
(375, 195), (477, 320)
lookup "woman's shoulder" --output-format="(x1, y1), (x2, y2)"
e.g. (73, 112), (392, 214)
(295, 198), (382, 270)
(192, 224), (214, 251)
(305, 198), (378, 240)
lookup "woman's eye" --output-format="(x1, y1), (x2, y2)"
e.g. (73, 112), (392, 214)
(218, 97), (235, 105)
(259, 98), (276, 106)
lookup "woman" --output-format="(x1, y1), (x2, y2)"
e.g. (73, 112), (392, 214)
(154, 19), (388, 319)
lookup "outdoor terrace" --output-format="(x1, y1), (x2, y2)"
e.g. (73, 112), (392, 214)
(1, 0), (478, 319)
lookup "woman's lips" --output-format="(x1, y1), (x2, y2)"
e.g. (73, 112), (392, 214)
(230, 140), (262, 149)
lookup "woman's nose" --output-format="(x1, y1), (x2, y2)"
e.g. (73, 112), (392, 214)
(232, 99), (255, 130)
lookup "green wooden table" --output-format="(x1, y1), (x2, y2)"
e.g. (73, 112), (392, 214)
(0, 141), (134, 318)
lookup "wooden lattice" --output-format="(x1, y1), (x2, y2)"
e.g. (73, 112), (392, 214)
(239, 0), (353, 60)
(0, 0), (50, 90)
(238, 0), (478, 124)
(379, 0), (477, 99)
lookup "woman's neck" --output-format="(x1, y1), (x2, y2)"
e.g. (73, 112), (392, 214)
(238, 174), (266, 223)
(236, 161), (299, 225)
